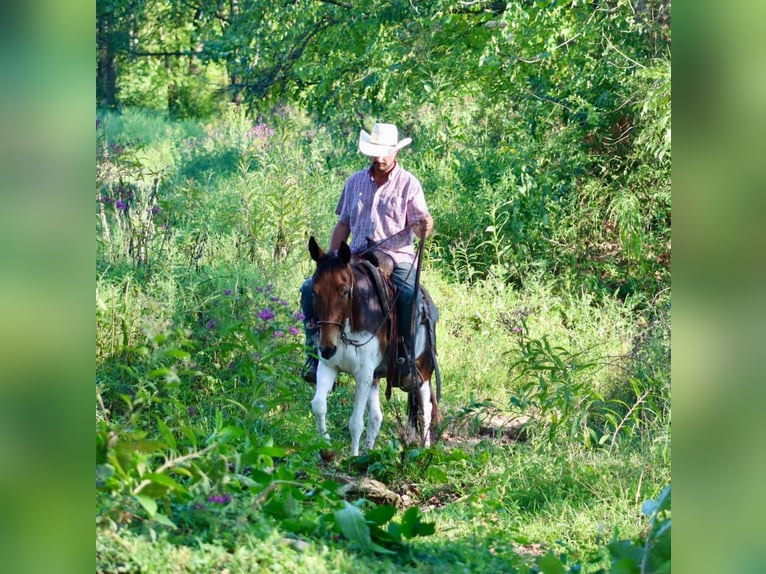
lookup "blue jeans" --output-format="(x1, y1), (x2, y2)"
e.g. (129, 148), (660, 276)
(300, 262), (421, 353)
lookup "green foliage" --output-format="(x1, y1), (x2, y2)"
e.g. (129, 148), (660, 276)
(533, 485), (671, 574)
(96, 102), (669, 571)
(508, 315), (603, 446)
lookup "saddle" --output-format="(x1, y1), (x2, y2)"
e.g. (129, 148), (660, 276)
(355, 249), (440, 398)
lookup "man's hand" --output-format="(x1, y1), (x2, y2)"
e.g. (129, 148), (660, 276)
(417, 216), (434, 239)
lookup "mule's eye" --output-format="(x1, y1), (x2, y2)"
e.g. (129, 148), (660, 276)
(340, 288), (351, 299)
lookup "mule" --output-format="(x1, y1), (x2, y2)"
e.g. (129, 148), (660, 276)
(307, 236), (440, 456)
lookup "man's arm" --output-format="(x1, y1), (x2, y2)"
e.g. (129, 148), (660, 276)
(328, 220), (351, 251)
(413, 215), (434, 240)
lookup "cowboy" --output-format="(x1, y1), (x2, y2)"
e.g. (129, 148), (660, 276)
(300, 122), (434, 387)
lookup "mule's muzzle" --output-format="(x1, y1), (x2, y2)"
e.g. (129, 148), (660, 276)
(320, 345), (337, 360)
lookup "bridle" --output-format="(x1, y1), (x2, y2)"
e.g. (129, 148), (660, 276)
(314, 264), (361, 346)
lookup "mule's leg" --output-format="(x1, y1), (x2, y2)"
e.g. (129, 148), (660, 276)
(417, 377), (434, 446)
(363, 378), (383, 451)
(311, 362), (336, 440)
(405, 376), (434, 447)
(349, 372), (374, 456)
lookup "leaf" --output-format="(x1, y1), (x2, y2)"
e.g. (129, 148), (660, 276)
(136, 494), (157, 517)
(130, 439), (167, 453)
(255, 445), (288, 457)
(334, 501), (372, 553)
(364, 504), (397, 526)
(536, 551), (567, 574)
(417, 522), (435, 536)
(216, 425), (245, 444)
(156, 418), (177, 451)
(152, 512), (177, 529)
(280, 518), (318, 535)
(609, 557), (640, 574)
(370, 542), (398, 555)
(368, 524), (399, 545)
(141, 472), (190, 496)
(162, 348), (190, 360)
(402, 506), (420, 538)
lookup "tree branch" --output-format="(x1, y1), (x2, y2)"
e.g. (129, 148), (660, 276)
(317, 0), (352, 8)
(127, 50), (198, 57)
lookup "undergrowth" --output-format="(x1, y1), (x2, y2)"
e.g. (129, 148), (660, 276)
(96, 108), (670, 573)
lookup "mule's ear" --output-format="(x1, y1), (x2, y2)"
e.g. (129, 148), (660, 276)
(338, 241), (351, 264)
(309, 236), (324, 263)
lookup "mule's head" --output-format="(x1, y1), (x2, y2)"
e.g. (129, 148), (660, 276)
(309, 236), (354, 360)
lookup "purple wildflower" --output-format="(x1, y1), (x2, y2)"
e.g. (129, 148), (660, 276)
(272, 330), (285, 338)
(206, 494), (232, 504)
(270, 295), (281, 303)
(293, 311), (305, 322)
(288, 326), (300, 336)
(258, 308), (275, 321)
(224, 289), (232, 296)
(115, 199), (127, 212)
(252, 352), (261, 361)
(206, 318), (216, 330)
(150, 205), (160, 215)
(187, 406), (198, 417)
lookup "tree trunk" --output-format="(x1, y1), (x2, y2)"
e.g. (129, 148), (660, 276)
(96, 16), (118, 108)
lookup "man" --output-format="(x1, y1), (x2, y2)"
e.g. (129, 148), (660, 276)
(300, 122), (434, 387)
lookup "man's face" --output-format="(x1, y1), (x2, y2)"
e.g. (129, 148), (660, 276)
(370, 151), (398, 175)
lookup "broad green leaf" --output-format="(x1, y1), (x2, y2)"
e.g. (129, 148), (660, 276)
(609, 557), (640, 574)
(141, 472), (189, 495)
(536, 551), (567, 574)
(334, 501), (372, 553)
(417, 522), (435, 536)
(364, 504), (397, 526)
(136, 494), (157, 517)
(400, 506), (428, 539)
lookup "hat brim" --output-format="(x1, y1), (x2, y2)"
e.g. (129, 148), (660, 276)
(358, 130), (412, 157)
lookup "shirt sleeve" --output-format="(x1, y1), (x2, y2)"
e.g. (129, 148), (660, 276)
(335, 182), (349, 222)
(405, 177), (429, 226)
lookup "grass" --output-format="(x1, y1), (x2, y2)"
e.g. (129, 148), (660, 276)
(96, 107), (670, 573)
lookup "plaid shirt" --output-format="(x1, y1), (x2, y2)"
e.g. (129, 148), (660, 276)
(335, 163), (430, 265)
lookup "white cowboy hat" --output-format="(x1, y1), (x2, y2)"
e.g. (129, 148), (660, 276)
(358, 123), (412, 157)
